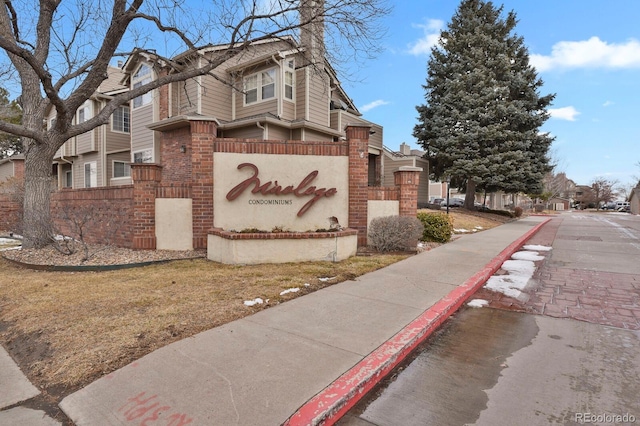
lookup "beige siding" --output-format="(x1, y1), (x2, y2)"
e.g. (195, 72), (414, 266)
(302, 128), (331, 141)
(74, 153), (101, 188)
(76, 130), (96, 154)
(170, 84), (180, 117)
(265, 124), (290, 140)
(383, 158), (414, 186)
(106, 124), (131, 152)
(237, 98), (278, 119)
(131, 104), (154, 157)
(179, 77), (199, 115)
(368, 124), (383, 151)
(99, 66), (127, 93)
(0, 162), (14, 182)
(329, 110), (341, 132)
(282, 100), (295, 121)
(296, 68), (307, 120)
(200, 70), (233, 121)
(222, 127), (264, 140)
(57, 163), (73, 189)
(307, 73), (330, 127)
(55, 138), (77, 159)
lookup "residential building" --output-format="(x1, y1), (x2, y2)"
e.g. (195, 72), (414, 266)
(382, 143), (429, 206)
(49, 66), (131, 190)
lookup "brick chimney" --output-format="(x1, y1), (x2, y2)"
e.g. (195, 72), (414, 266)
(299, 0), (325, 68)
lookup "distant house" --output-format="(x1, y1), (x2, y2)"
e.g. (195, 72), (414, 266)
(382, 143), (429, 206)
(0, 154), (24, 184)
(574, 185), (596, 209)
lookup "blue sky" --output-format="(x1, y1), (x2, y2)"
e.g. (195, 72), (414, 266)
(344, 0), (640, 190)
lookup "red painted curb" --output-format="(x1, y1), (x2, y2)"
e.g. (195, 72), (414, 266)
(283, 218), (551, 426)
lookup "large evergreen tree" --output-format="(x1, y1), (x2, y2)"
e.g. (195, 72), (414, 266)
(414, 0), (555, 209)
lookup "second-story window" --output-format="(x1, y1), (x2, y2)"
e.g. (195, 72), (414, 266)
(244, 68), (276, 105)
(133, 64), (152, 108)
(112, 106), (130, 133)
(77, 101), (92, 123)
(285, 60), (294, 101)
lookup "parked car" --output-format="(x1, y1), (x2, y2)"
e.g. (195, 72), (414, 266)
(475, 202), (490, 211)
(441, 198), (464, 207)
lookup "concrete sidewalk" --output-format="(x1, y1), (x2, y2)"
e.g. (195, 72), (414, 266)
(58, 216), (549, 426)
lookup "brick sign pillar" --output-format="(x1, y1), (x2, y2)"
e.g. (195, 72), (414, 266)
(346, 125), (370, 247)
(394, 166), (422, 217)
(190, 120), (216, 248)
(132, 164), (162, 249)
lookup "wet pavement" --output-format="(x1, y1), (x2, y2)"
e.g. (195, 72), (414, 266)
(340, 212), (640, 426)
(477, 213), (640, 329)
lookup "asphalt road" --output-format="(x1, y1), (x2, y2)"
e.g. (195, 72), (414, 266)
(339, 212), (640, 426)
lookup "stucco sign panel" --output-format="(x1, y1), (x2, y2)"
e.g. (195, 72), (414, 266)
(214, 153), (349, 232)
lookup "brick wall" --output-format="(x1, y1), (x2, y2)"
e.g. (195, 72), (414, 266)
(213, 139), (348, 156)
(346, 125), (371, 246)
(367, 187), (399, 201)
(159, 126), (193, 183)
(51, 186), (135, 248)
(0, 192), (22, 233)
(394, 169), (421, 217)
(131, 164), (162, 249)
(190, 121), (217, 248)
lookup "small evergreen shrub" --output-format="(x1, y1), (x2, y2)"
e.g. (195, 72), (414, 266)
(417, 211), (454, 243)
(368, 216), (424, 252)
(514, 206), (523, 217)
(487, 209), (514, 218)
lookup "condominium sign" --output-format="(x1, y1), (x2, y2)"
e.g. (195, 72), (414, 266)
(226, 163), (338, 216)
(213, 153), (349, 232)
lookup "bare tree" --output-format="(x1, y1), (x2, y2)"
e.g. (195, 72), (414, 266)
(0, 0), (391, 248)
(591, 177), (618, 209)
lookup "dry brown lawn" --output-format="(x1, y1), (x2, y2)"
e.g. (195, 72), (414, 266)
(0, 209), (510, 397)
(0, 255), (408, 393)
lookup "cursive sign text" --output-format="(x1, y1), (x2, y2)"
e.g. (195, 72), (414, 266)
(226, 163), (337, 216)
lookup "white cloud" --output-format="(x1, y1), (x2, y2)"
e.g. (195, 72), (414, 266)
(602, 100), (614, 107)
(530, 37), (640, 72)
(360, 99), (390, 112)
(549, 106), (580, 121)
(407, 19), (444, 56)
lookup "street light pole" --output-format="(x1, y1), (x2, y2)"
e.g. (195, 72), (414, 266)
(445, 176), (451, 215)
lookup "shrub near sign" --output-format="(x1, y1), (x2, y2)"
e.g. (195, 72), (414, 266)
(226, 163), (338, 217)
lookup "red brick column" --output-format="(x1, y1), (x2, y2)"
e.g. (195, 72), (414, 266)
(394, 167), (422, 218)
(131, 164), (162, 250)
(190, 120), (217, 249)
(347, 125), (370, 247)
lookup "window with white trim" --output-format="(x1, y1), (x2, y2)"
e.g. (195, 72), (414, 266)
(133, 149), (153, 163)
(113, 161), (131, 178)
(243, 68), (276, 105)
(84, 162), (97, 188)
(112, 106), (130, 133)
(132, 64), (152, 108)
(285, 60), (295, 101)
(77, 101), (92, 123)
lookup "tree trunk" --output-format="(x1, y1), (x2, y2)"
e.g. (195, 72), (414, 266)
(22, 141), (56, 249)
(464, 179), (476, 210)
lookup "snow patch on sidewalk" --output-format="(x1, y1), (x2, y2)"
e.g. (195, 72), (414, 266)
(467, 299), (489, 308)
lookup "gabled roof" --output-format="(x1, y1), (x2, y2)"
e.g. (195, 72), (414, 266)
(0, 153), (24, 165)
